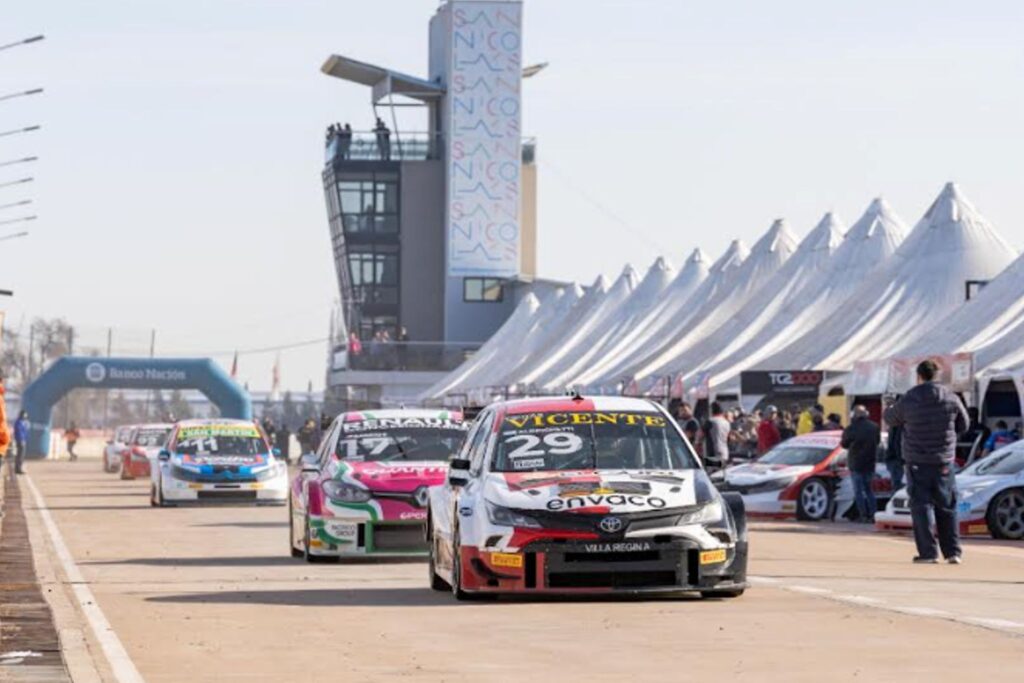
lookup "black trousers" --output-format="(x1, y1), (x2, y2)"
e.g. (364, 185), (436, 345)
(907, 462), (961, 559)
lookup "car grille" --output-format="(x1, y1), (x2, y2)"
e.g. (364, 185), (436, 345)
(539, 541), (695, 590)
(893, 497), (908, 510)
(197, 490), (257, 501)
(371, 523), (426, 552)
(516, 507), (697, 536)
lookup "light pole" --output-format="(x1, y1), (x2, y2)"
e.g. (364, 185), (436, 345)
(0, 125), (40, 138)
(0, 35), (44, 52)
(0, 177), (33, 190)
(0, 88), (43, 103)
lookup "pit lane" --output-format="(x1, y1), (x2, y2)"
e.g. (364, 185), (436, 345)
(16, 460), (1024, 682)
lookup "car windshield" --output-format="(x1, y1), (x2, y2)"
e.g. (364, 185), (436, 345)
(174, 425), (267, 456)
(133, 428), (171, 447)
(970, 448), (1024, 476)
(758, 445), (834, 467)
(336, 423), (467, 462)
(491, 411), (697, 473)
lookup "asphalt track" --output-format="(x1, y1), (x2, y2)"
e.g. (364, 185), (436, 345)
(14, 460), (1024, 682)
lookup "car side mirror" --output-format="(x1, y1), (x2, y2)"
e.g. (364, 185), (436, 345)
(158, 449), (171, 461)
(448, 457), (471, 486)
(300, 453), (319, 473)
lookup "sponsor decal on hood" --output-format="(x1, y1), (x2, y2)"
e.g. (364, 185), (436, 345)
(725, 462), (811, 485)
(489, 469), (703, 514)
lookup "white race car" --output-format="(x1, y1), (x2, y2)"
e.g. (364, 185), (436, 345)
(427, 396), (748, 599)
(151, 419), (288, 506)
(877, 440), (1024, 539)
(103, 425), (134, 473)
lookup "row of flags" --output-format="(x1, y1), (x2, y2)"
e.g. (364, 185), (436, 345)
(230, 351), (283, 398)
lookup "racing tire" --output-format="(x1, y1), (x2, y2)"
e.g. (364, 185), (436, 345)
(149, 484), (158, 507)
(450, 526), (479, 601)
(288, 498), (304, 558)
(797, 477), (832, 521)
(986, 488), (1024, 540)
(154, 477), (174, 507)
(701, 589), (745, 599)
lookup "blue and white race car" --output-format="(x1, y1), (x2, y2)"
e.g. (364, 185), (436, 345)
(151, 419), (289, 506)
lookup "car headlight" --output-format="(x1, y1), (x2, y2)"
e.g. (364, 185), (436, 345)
(322, 480), (372, 503)
(678, 499), (724, 525)
(486, 501), (542, 528)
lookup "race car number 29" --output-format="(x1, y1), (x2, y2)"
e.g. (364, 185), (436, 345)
(505, 432), (582, 459)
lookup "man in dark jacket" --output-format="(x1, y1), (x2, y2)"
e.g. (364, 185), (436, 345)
(883, 360), (969, 564)
(885, 419), (904, 492)
(841, 405), (881, 522)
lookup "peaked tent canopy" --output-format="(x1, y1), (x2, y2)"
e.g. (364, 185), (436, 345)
(704, 197), (908, 393)
(545, 255), (681, 391)
(755, 182), (1017, 373)
(626, 218), (800, 384)
(572, 243), (738, 388)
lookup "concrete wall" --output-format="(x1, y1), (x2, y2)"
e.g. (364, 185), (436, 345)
(399, 160), (446, 342)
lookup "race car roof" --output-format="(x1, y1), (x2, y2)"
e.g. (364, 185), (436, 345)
(500, 396), (661, 415)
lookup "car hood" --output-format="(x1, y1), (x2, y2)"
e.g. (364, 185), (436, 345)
(334, 460), (448, 493)
(724, 462), (813, 486)
(957, 473), (1009, 493)
(483, 469), (711, 513)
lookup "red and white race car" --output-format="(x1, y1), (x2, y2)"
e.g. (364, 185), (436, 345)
(120, 423), (173, 480)
(719, 431), (893, 521)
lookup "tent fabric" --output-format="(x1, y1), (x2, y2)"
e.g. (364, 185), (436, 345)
(420, 291), (544, 400)
(665, 212), (845, 389)
(517, 263), (644, 389)
(572, 242), (744, 388)
(624, 219), (800, 384)
(543, 256), (679, 391)
(751, 182), (1017, 375)
(703, 198), (908, 393)
(498, 273), (617, 389)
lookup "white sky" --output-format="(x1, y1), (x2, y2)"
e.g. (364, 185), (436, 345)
(3, 0), (1023, 391)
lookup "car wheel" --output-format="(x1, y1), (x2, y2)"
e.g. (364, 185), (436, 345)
(119, 464), (131, 480)
(797, 478), (831, 521)
(149, 484), (158, 507)
(289, 498), (304, 558)
(428, 520), (450, 592)
(701, 589), (745, 599)
(987, 488), (1024, 540)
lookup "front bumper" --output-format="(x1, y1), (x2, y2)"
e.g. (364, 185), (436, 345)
(875, 501), (990, 536)
(457, 539), (747, 594)
(161, 471), (288, 504)
(729, 491), (795, 519)
(308, 519), (428, 556)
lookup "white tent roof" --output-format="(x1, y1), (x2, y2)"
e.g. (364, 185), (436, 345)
(571, 245), (724, 387)
(666, 212), (845, 386)
(626, 218), (800, 383)
(754, 182), (1017, 373)
(544, 256), (678, 391)
(517, 263), (643, 388)
(895, 248), (1024, 374)
(420, 291), (543, 400)
(486, 280), (596, 390)
(704, 198), (908, 392)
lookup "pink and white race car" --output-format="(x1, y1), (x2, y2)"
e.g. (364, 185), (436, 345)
(289, 409), (468, 561)
(719, 431), (893, 522)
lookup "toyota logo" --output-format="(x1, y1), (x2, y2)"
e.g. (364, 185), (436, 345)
(413, 486), (430, 508)
(599, 516), (623, 534)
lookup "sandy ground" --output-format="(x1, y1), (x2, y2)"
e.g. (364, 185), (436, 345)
(17, 459), (1024, 683)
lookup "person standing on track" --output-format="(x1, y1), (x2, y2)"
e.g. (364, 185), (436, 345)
(884, 360), (969, 565)
(65, 422), (81, 461)
(702, 401), (731, 470)
(841, 405), (881, 523)
(13, 411), (29, 475)
(757, 405), (781, 454)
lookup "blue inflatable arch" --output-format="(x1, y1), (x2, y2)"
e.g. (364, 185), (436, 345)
(21, 356), (252, 457)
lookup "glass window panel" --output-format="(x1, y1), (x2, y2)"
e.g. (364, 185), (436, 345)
(483, 279), (504, 301)
(339, 189), (362, 214)
(465, 278), (483, 301)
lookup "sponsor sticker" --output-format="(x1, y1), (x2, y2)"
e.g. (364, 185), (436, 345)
(512, 457), (546, 470)
(179, 424), (260, 439)
(490, 552), (523, 568)
(699, 548), (727, 565)
(967, 523), (988, 534)
(781, 502), (796, 511)
(546, 494), (667, 511)
(582, 541), (652, 553)
(957, 501), (972, 514)
(325, 521), (359, 540)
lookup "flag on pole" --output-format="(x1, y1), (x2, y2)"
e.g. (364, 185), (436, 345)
(270, 353), (281, 401)
(230, 351), (238, 379)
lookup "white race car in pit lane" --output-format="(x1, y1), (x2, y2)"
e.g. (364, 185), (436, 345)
(151, 419), (289, 506)
(876, 440), (1024, 540)
(103, 425), (135, 473)
(719, 431), (893, 522)
(427, 396), (748, 599)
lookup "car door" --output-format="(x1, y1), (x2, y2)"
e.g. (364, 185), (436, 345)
(433, 410), (490, 549)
